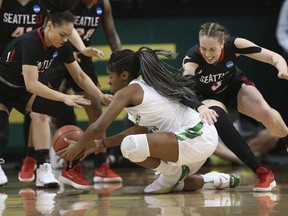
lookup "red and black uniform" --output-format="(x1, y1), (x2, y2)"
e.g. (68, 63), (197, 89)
(48, 0), (104, 91)
(184, 37), (255, 109)
(183, 36), (264, 173)
(0, 28), (74, 114)
(0, 0), (47, 54)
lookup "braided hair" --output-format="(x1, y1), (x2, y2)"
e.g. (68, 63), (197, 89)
(108, 46), (197, 103)
(199, 22), (229, 44)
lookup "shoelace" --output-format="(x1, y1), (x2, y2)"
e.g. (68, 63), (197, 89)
(23, 158), (35, 171)
(257, 171), (268, 182)
(73, 165), (86, 180)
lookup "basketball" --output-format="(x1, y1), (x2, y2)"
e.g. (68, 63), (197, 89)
(52, 125), (84, 152)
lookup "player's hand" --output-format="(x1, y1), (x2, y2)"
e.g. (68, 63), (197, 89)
(81, 47), (104, 59)
(101, 94), (114, 105)
(63, 94), (91, 108)
(197, 105), (219, 125)
(278, 71), (288, 80)
(58, 138), (84, 167)
(80, 140), (105, 161)
(56, 138), (83, 167)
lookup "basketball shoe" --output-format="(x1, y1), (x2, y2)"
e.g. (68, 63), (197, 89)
(144, 165), (190, 194)
(59, 164), (93, 190)
(253, 167), (276, 192)
(201, 172), (241, 189)
(36, 163), (60, 188)
(18, 156), (37, 182)
(0, 159), (8, 186)
(93, 162), (122, 183)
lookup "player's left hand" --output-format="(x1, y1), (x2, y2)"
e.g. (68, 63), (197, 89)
(197, 105), (219, 125)
(56, 138), (83, 167)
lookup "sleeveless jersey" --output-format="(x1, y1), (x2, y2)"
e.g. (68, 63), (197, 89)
(0, 0), (47, 54)
(185, 37), (244, 95)
(125, 79), (201, 133)
(0, 28), (75, 87)
(73, 0), (104, 47)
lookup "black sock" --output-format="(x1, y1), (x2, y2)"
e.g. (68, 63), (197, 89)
(211, 106), (262, 172)
(26, 147), (36, 158)
(35, 149), (50, 167)
(94, 153), (107, 168)
(23, 114), (31, 147)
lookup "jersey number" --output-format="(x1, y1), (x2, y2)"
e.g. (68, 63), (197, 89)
(11, 27), (33, 37)
(76, 28), (96, 41)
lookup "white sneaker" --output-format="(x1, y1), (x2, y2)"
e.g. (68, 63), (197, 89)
(144, 165), (190, 194)
(202, 172), (241, 189)
(36, 189), (57, 215)
(0, 159), (8, 186)
(36, 163), (60, 188)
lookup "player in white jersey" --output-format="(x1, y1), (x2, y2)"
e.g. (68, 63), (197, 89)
(57, 47), (241, 194)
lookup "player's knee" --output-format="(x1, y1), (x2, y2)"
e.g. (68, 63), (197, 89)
(121, 134), (150, 163)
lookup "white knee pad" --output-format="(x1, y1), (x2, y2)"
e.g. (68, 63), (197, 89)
(121, 134), (150, 163)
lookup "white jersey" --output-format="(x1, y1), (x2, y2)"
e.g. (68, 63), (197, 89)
(125, 79), (201, 132)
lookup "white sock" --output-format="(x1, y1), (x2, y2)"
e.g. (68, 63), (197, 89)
(153, 161), (178, 176)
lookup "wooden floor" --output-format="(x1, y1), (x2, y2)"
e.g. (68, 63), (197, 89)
(0, 162), (287, 216)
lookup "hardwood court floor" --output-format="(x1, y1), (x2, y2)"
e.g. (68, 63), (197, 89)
(0, 163), (287, 215)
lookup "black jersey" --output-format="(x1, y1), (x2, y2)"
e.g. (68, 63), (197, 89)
(0, 28), (75, 87)
(73, 0), (104, 47)
(185, 37), (244, 95)
(0, 0), (47, 54)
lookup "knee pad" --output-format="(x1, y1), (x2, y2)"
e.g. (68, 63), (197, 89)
(121, 134), (150, 163)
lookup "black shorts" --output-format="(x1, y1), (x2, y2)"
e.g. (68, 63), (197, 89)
(48, 57), (99, 92)
(0, 81), (33, 114)
(197, 74), (255, 110)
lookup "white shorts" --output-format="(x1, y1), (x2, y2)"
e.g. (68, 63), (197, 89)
(175, 123), (218, 174)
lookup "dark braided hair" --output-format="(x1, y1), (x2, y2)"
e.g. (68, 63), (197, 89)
(108, 46), (196, 103)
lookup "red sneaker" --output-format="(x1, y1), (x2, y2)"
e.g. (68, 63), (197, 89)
(18, 156), (37, 182)
(93, 162), (122, 183)
(253, 167), (276, 192)
(59, 164), (92, 190)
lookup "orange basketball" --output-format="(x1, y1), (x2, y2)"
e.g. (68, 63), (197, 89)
(52, 125), (84, 152)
